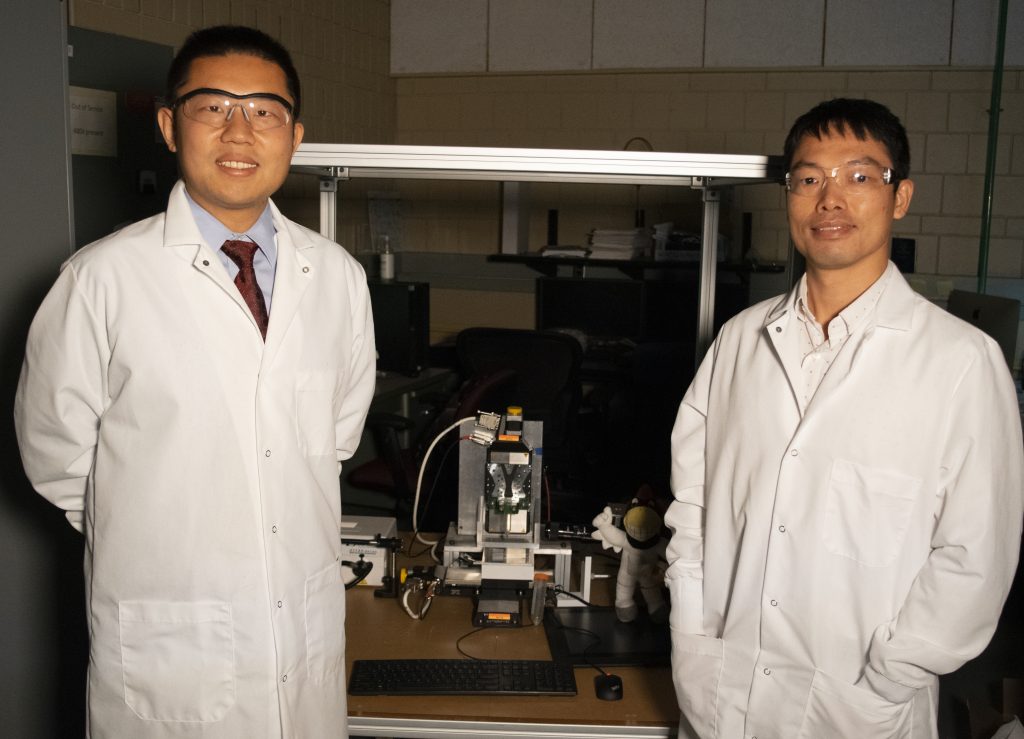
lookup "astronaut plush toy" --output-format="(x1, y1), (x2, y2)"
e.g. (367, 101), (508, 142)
(591, 499), (669, 624)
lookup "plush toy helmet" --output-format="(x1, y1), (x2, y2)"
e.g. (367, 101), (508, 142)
(622, 503), (663, 549)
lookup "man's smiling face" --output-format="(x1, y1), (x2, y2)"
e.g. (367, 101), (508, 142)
(787, 128), (913, 282)
(157, 53), (304, 232)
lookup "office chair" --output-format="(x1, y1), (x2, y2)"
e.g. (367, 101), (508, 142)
(345, 368), (517, 529)
(455, 327), (586, 514)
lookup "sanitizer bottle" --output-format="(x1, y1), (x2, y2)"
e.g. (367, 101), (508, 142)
(379, 234), (394, 281)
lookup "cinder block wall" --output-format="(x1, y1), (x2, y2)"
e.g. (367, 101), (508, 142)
(69, 0), (396, 225)
(394, 69), (1024, 274)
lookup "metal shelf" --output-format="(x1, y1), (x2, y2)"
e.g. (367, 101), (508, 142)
(291, 142), (782, 185)
(290, 143), (785, 359)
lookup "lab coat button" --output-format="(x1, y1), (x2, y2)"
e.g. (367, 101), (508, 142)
(272, 525), (278, 533)
(775, 326), (782, 333)
(790, 448), (799, 456)
(770, 599), (778, 606)
(763, 667), (771, 676)
(265, 449), (271, 457)
(778, 525), (786, 533)
(302, 266), (310, 273)
(277, 600), (283, 608)
(282, 674), (287, 683)
(202, 260), (210, 266)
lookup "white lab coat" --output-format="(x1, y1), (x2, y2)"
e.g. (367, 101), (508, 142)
(664, 265), (1023, 739)
(14, 181), (376, 738)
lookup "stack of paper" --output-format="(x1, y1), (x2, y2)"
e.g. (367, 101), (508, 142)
(540, 245), (591, 258)
(587, 228), (650, 260)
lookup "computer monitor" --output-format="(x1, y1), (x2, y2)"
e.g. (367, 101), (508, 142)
(946, 289), (1021, 371)
(536, 277), (645, 341)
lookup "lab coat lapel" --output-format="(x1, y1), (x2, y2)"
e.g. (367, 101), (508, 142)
(261, 202), (314, 365)
(162, 181), (265, 334)
(764, 292), (804, 415)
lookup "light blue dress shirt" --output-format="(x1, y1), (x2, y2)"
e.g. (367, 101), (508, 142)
(185, 191), (278, 311)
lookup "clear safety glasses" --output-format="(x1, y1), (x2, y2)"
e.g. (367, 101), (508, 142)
(171, 87), (293, 131)
(785, 163), (894, 197)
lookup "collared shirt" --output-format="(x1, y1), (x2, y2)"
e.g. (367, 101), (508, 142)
(185, 191), (279, 310)
(793, 263), (892, 413)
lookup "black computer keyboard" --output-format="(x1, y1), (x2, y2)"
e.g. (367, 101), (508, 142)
(348, 658), (577, 696)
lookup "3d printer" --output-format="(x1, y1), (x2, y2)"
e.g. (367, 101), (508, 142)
(440, 407), (584, 625)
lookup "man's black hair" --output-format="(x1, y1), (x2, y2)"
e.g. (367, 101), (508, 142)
(783, 98), (910, 183)
(165, 25), (301, 120)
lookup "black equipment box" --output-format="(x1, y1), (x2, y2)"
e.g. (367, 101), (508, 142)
(368, 280), (429, 376)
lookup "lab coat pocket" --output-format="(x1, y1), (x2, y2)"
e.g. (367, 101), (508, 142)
(670, 632), (723, 738)
(296, 370), (337, 457)
(305, 559), (346, 684)
(798, 669), (912, 739)
(823, 459), (922, 567)
(119, 600), (235, 722)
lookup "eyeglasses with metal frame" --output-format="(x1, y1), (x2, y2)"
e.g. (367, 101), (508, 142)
(170, 87), (293, 131)
(785, 163), (894, 197)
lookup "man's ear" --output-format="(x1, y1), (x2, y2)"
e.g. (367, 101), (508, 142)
(893, 178), (914, 220)
(156, 107), (177, 153)
(291, 121), (304, 154)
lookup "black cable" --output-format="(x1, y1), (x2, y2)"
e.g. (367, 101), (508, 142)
(551, 585), (595, 608)
(341, 559), (373, 590)
(406, 536), (437, 560)
(454, 626), (489, 660)
(548, 587), (613, 676)
(558, 624), (610, 677)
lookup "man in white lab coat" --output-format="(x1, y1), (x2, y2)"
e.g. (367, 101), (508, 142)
(14, 26), (375, 738)
(664, 98), (1024, 738)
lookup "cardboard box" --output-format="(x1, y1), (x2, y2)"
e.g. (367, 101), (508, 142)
(340, 516), (397, 587)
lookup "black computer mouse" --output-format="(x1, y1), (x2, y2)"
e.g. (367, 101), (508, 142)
(594, 673), (624, 701)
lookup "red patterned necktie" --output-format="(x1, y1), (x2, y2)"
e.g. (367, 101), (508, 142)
(221, 239), (269, 340)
